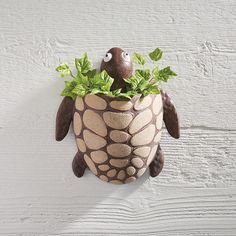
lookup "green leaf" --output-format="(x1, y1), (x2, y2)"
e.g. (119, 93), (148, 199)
(141, 84), (160, 97)
(157, 66), (177, 82)
(75, 72), (89, 87)
(112, 88), (122, 96)
(65, 80), (77, 90)
(61, 89), (76, 100)
(117, 93), (132, 99)
(86, 69), (97, 78)
(135, 69), (151, 80)
(100, 91), (111, 96)
(119, 90), (138, 99)
(125, 75), (141, 90)
(89, 73), (101, 87)
(83, 70), (114, 93)
(90, 88), (102, 95)
(149, 48), (163, 61)
(75, 53), (92, 74)
(132, 52), (146, 65)
(99, 70), (114, 91)
(72, 84), (87, 97)
(100, 70), (112, 83)
(56, 63), (71, 77)
(152, 67), (159, 80)
(147, 84), (160, 94)
(138, 79), (149, 91)
(60, 80), (77, 99)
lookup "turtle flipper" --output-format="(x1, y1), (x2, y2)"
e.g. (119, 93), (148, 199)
(161, 90), (180, 139)
(55, 97), (74, 141)
(149, 144), (164, 177)
(72, 152), (87, 178)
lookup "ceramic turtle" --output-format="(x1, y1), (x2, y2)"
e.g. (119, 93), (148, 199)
(56, 47), (180, 184)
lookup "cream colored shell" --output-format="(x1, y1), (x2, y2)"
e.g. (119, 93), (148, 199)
(73, 94), (163, 184)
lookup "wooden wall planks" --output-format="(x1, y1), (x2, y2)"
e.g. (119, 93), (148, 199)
(0, 0), (235, 235)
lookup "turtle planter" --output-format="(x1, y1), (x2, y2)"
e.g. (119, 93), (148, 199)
(56, 47), (180, 184)
(73, 93), (163, 184)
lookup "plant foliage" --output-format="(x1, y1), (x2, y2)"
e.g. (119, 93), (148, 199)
(56, 48), (177, 100)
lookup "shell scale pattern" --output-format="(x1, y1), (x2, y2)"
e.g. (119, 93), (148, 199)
(73, 94), (163, 184)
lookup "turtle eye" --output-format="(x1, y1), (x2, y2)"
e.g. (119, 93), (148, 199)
(122, 51), (131, 62)
(103, 52), (112, 62)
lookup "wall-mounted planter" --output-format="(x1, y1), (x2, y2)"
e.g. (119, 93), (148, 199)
(55, 47), (180, 184)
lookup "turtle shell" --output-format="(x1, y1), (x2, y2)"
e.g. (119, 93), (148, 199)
(73, 93), (163, 184)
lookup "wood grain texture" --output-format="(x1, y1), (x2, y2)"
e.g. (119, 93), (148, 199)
(0, 0), (235, 235)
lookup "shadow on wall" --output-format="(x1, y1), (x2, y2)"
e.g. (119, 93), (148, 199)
(1, 80), (150, 234)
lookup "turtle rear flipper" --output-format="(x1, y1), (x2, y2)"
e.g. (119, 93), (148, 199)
(149, 144), (164, 177)
(55, 97), (74, 141)
(161, 90), (180, 139)
(72, 151), (87, 178)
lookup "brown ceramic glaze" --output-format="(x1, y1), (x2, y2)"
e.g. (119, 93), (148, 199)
(55, 97), (74, 141)
(100, 47), (133, 91)
(161, 90), (180, 139)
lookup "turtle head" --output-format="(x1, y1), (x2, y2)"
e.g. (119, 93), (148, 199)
(100, 47), (133, 91)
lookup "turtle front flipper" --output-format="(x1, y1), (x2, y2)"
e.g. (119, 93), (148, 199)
(55, 97), (74, 141)
(72, 151), (87, 178)
(161, 90), (180, 139)
(149, 144), (164, 177)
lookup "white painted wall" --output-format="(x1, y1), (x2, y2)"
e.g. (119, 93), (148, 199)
(0, 0), (236, 235)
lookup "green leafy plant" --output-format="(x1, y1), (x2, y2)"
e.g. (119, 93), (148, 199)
(56, 48), (177, 100)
